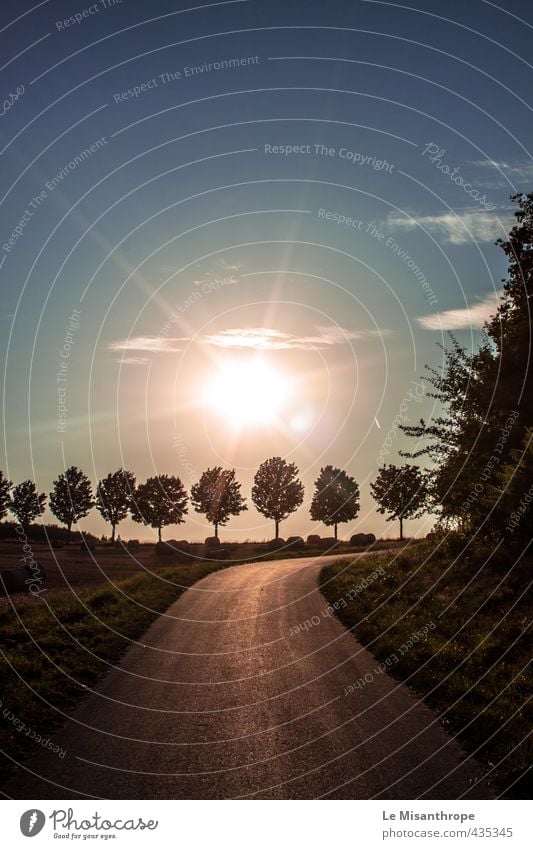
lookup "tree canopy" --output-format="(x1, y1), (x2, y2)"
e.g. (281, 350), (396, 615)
(251, 457), (304, 538)
(49, 466), (94, 538)
(191, 467), (247, 537)
(401, 192), (533, 541)
(0, 471), (12, 520)
(96, 468), (136, 542)
(310, 465), (360, 539)
(10, 480), (46, 529)
(131, 474), (188, 541)
(371, 464), (428, 539)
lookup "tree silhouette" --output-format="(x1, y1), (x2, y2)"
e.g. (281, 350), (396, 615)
(191, 467), (247, 537)
(371, 464), (428, 539)
(131, 475), (188, 541)
(10, 480), (46, 530)
(252, 457), (304, 538)
(401, 194), (533, 537)
(49, 466), (94, 540)
(0, 471), (12, 520)
(310, 465), (360, 539)
(96, 468), (136, 542)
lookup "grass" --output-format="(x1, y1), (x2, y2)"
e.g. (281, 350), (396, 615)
(320, 540), (532, 798)
(0, 559), (227, 787)
(220, 538), (406, 563)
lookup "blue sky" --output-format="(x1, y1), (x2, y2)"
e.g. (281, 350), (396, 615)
(1, 0), (532, 540)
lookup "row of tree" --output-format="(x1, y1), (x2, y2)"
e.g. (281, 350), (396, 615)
(0, 459), (428, 542)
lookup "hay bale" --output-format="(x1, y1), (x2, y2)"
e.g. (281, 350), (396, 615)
(205, 536), (220, 546)
(286, 536), (305, 550)
(364, 533), (376, 545)
(268, 537), (285, 551)
(0, 562), (47, 595)
(317, 537), (340, 549)
(307, 534), (322, 546)
(155, 540), (175, 557)
(350, 533), (367, 546)
(51, 539), (64, 549)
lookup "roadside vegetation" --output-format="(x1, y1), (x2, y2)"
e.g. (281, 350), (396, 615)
(320, 540), (531, 798)
(0, 559), (227, 786)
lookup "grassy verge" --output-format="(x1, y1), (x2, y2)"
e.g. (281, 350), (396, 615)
(0, 560), (226, 786)
(320, 542), (532, 798)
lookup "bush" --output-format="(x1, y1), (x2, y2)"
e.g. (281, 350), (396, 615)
(79, 535), (97, 552)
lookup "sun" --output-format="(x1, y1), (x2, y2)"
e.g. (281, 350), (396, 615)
(203, 359), (289, 427)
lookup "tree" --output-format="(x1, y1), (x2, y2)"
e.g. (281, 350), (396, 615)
(371, 464), (428, 540)
(96, 468), (136, 543)
(191, 467), (247, 537)
(49, 466), (94, 540)
(131, 475), (188, 541)
(401, 194), (533, 536)
(310, 465), (360, 539)
(0, 471), (12, 520)
(10, 480), (46, 530)
(252, 457), (304, 538)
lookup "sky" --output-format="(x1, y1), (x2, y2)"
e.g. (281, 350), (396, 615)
(1, 0), (532, 541)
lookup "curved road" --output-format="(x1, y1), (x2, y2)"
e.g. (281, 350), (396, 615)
(5, 554), (491, 799)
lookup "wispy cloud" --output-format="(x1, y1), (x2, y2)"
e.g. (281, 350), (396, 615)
(201, 325), (386, 350)
(115, 356), (150, 365)
(109, 336), (185, 353)
(418, 290), (502, 330)
(388, 211), (510, 244)
(472, 159), (533, 179)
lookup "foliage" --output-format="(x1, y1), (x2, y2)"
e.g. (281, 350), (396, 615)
(191, 467), (247, 536)
(371, 464), (429, 539)
(49, 466), (94, 537)
(0, 471), (12, 520)
(401, 193), (533, 539)
(131, 474), (188, 541)
(96, 468), (136, 542)
(310, 465), (360, 538)
(9, 480), (46, 528)
(251, 457), (304, 537)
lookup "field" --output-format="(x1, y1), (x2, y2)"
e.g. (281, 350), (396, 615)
(0, 537), (404, 608)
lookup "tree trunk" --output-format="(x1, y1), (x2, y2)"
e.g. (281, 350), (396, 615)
(334, 523), (338, 540)
(214, 521), (218, 537)
(158, 525), (162, 542)
(67, 520), (72, 543)
(111, 525), (116, 544)
(275, 518), (279, 538)
(399, 516), (404, 540)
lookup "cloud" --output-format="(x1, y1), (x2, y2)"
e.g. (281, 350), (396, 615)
(201, 325), (386, 350)
(418, 290), (502, 330)
(388, 211), (510, 244)
(109, 336), (185, 353)
(472, 159), (533, 180)
(115, 356), (150, 365)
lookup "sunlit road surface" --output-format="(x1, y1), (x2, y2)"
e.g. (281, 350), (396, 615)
(5, 554), (491, 799)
